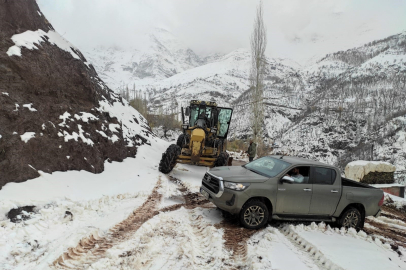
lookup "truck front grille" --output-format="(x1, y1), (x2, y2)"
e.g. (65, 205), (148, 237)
(202, 173), (220, 194)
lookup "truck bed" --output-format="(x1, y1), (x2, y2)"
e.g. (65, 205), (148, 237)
(342, 177), (375, 188)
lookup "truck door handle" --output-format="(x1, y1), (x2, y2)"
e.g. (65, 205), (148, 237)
(303, 188), (312, 192)
(331, 190), (338, 193)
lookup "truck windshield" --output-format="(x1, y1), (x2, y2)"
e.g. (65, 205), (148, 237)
(244, 157), (291, 177)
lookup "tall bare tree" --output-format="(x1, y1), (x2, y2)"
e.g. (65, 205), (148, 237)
(250, 0), (267, 142)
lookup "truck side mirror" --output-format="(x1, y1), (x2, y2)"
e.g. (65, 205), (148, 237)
(281, 176), (294, 184)
(185, 107), (190, 116)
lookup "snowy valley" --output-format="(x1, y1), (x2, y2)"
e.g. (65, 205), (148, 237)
(1, 0), (406, 269)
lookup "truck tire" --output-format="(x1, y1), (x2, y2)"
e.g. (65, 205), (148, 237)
(338, 207), (363, 229)
(159, 144), (181, 174)
(215, 152), (229, 167)
(176, 134), (186, 148)
(239, 200), (269, 230)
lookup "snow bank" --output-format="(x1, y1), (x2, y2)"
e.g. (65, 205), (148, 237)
(7, 29), (81, 60)
(0, 139), (169, 220)
(344, 160), (396, 182)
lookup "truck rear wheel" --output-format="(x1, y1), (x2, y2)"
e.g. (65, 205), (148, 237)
(159, 144), (181, 174)
(338, 207), (363, 229)
(215, 152), (229, 167)
(239, 200), (269, 230)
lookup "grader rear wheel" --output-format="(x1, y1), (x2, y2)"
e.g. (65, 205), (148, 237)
(159, 144), (181, 174)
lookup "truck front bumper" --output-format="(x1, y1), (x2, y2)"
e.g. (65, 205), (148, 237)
(200, 184), (248, 215)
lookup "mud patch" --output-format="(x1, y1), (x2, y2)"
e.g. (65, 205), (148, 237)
(364, 219), (406, 249)
(382, 205), (406, 223)
(168, 175), (211, 209)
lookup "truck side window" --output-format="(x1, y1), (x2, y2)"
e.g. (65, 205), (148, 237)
(313, 167), (336, 185)
(285, 166), (310, 184)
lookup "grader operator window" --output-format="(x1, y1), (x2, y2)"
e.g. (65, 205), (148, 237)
(189, 106), (213, 128)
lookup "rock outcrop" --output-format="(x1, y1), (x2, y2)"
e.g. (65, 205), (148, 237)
(0, 0), (154, 188)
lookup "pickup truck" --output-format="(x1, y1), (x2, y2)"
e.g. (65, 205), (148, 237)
(200, 155), (384, 229)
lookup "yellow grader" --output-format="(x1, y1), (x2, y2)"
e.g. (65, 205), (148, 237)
(158, 100), (233, 173)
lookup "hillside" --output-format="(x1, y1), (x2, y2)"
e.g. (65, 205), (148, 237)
(84, 24), (406, 171)
(275, 31), (406, 171)
(0, 0), (154, 187)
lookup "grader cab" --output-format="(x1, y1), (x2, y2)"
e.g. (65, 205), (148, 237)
(158, 100), (233, 173)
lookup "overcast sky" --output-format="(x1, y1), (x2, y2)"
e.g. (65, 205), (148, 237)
(37, 0), (406, 64)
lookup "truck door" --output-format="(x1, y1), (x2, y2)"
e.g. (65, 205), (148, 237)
(308, 167), (341, 216)
(276, 166), (312, 215)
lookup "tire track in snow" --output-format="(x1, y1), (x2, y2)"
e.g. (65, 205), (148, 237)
(53, 175), (215, 269)
(364, 219), (406, 249)
(52, 178), (166, 268)
(382, 205), (406, 223)
(279, 224), (343, 270)
(215, 219), (258, 268)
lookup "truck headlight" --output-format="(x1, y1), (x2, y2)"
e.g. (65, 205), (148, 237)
(224, 182), (250, 191)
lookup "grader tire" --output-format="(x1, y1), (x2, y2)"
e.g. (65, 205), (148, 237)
(176, 134), (187, 148)
(215, 152), (229, 167)
(159, 144), (181, 174)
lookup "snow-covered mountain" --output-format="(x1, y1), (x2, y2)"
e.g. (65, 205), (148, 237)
(84, 28), (207, 91)
(85, 29), (406, 170)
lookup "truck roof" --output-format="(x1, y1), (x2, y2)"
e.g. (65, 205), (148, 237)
(270, 155), (335, 168)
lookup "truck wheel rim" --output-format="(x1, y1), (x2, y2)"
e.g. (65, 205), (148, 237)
(343, 211), (359, 228)
(244, 206), (265, 226)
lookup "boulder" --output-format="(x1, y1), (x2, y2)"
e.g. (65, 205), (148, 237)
(345, 160), (396, 183)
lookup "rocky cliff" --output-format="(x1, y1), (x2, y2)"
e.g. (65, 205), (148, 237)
(0, 0), (154, 187)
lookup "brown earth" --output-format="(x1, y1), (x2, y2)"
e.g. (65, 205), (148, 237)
(0, 0), (152, 188)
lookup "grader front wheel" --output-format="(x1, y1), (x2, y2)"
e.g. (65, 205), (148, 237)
(159, 144), (181, 174)
(215, 152), (229, 167)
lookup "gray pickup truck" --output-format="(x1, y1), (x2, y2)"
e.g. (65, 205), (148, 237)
(200, 156), (384, 229)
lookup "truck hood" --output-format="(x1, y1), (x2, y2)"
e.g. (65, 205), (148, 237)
(209, 166), (269, 183)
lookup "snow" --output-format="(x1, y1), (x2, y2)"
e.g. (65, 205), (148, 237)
(73, 112), (98, 123)
(22, 103), (37, 112)
(20, 132), (35, 143)
(1, 92), (9, 96)
(98, 96), (150, 147)
(7, 29), (80, 60)
(58, 111), (71, 127)
(282, 223), (406, 270)
(1, 139), (406, 269)
(371, 183), (405, 188)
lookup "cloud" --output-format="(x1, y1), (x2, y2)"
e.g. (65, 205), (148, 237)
(37, 0), (406, 63)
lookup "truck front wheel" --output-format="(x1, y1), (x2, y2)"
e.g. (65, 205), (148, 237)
(239, 200), (269, 229)
(338, 207), (363, 229)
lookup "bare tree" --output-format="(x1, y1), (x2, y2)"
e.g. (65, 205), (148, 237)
(250, 0), (267, 142)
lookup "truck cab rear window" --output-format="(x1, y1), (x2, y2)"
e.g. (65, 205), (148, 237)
(312, 167), (336, 185)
